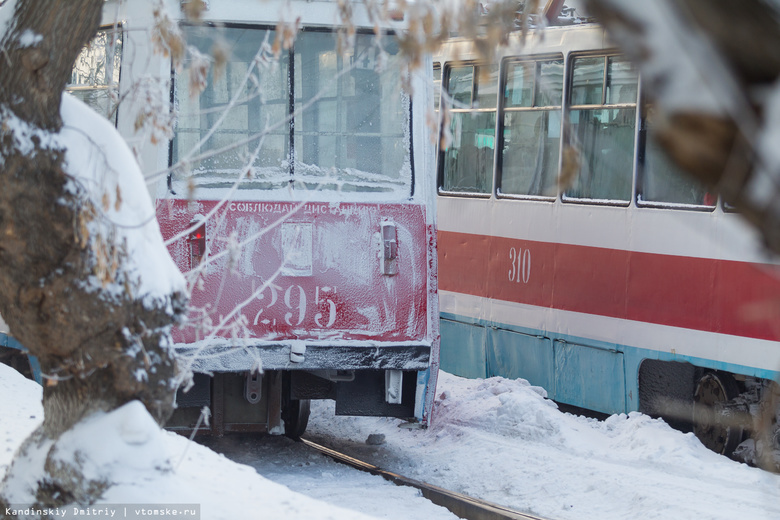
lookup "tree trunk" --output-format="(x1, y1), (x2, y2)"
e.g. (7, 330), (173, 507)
(0, 0), (186, 509)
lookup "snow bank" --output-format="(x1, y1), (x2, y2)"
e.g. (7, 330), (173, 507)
(58, 93), (186, 306)
(307, 371), (780, 520)
(0, 364), (42, 481)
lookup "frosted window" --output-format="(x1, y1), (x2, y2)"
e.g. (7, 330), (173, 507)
(563, 56), (637, 203)
(293, 32), (408, 193)
(448, 66), (473, 107)
(570, 57), (604, 106)
(501, 111), (560, 196)
(440, 63), (497, 194)
(537, 60), (563, 107)
(499, 59), (563, 197)
(171, 26), (411, 195)
(474, 65), (498, 109)
(504, 62), (533, 108)
(565, 108), (635, 201)
(441, 112), (496, 193)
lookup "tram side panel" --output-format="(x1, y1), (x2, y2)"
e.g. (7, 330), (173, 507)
(435, 27), (780, 432)
(439, 216), (780, 415)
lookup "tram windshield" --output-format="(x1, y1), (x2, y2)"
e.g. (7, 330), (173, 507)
(171, 26), (412, 197)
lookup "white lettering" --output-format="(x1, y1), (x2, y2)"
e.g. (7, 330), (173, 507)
(284, 285), (307, 326)
(253, 285), (339, 329)
(508, 246), (531, 284)
(521, 248), (531, 284)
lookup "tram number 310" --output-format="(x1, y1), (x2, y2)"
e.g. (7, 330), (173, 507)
(508, 247), (531, 284)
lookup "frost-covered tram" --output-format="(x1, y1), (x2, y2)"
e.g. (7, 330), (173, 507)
(42, 0), (438, 437)
(436, 23), (780, 456)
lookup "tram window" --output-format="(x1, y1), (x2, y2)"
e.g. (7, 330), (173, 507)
(67, 26), (123, 124)
(498, 58), (563, 198)
(293, 32), (409, 192)
(638, 105), (715, 208)
(504, 62), (534, 107)
(537, 60), (563, 107)
(570, 56), (603, 105)
(475, 65), (499, 109)
(171, 26), (411, 195)
(439, 64), (497, 195)
(563, 55), (637, 204)
(173, 26), (288, 190)
(448, 66), (474, 107)
(606, 57), (637, 105)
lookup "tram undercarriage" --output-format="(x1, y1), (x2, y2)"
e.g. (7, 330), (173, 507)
(639, 359), (780, 468)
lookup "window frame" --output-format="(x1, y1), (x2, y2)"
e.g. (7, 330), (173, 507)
(436, 61), (499, 198)
(560, 51), (639, 208)
(635, 95), (718, 212)
(168, 22), (414, 197)
(496, 53), (564, 202)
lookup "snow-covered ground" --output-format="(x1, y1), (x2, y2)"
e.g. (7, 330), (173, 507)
(3, 364), (780, 520)
(0, 364), (379, 520)
(307, 372), (780, 520)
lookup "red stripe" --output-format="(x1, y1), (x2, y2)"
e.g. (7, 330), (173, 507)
(439, 230), (780, 341)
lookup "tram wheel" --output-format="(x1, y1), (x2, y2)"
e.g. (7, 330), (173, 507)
(283, 399), (311, 440)
(692, 371), (743, 456)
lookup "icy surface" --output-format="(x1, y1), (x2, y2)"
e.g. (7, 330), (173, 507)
(202, 435), (458, 520)
(3, 365), (780, 519)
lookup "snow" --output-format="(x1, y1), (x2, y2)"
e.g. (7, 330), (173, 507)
(17, 29), (41, 48)
(3, 363), (780, 519)
(0, 1), (17, 47)
(0, 106), (56, 161)
(58, 93), (186, 305)
(0, 364), (41, 480)
(306, 372), (780, 520)
(0, 363), (376, 520)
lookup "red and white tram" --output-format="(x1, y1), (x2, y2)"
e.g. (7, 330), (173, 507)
(1, 0), (439, 437)
(435, 22), (780, 455)
(159, 3), (439, 436)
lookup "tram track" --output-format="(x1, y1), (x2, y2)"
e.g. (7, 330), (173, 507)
(299, 438), (548, 520)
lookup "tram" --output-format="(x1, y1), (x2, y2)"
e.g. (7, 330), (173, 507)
(0, 0), (439, 437)
(435, 21), (780, 456)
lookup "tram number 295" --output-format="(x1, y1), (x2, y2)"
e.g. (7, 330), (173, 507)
(508, 247), (531, 284)
(253, 285), (338, 328)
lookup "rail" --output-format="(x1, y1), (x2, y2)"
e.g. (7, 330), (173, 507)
(300, 438), (549, 520)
